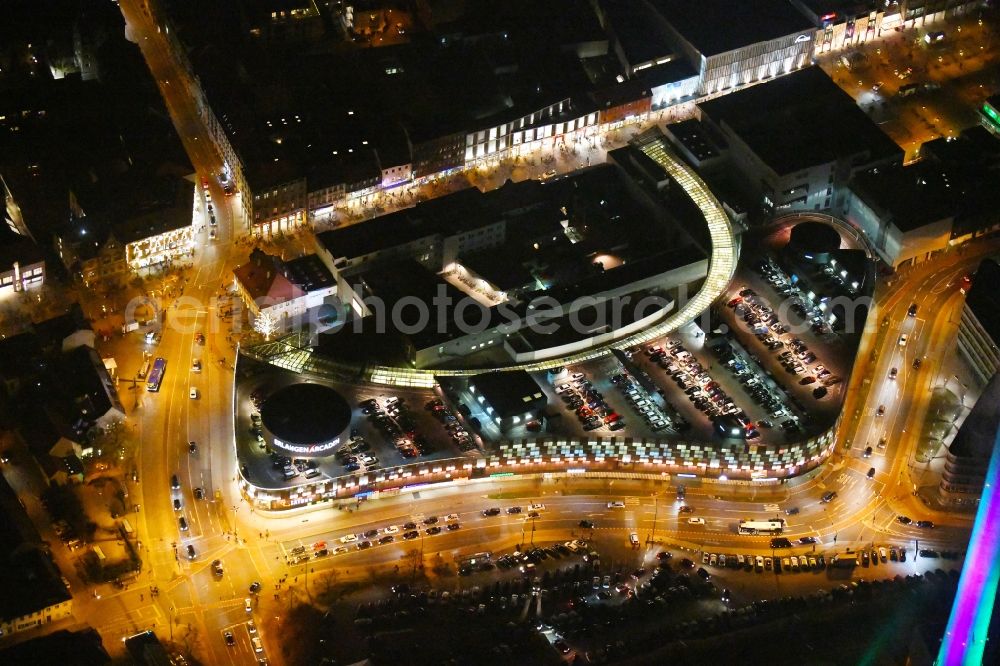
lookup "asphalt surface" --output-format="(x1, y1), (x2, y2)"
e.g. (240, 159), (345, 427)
(49, 4), (994, 664)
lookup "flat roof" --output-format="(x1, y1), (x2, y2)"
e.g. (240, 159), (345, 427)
(0, 228), (44, 271)
(260, 383), (351, 445)
(790, 0), (879, 24)
(0, 629), (110, 666)
(185, 22), (593, 189)
(459, 250), (535, 291)
(698, 66), (903, 175)
(949, 367), (1000, 460)
(964, 258), (1000, 349)
(356, 259), (480, 350)
(664, 119), (720, 162)
(470, 370), (545, 418)
(635, 58), (699, 88)
(850, 162), (956, 232)
(318, 186), (488, 260)
(284, 253), (335, 292)
(650, 0), (814, 57)
(601, 0), (675, 66)
(0, 475), (72, 623)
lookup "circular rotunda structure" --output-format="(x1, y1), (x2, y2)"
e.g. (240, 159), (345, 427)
(786, 221), (842, 265)
(259, 383), (352, 458)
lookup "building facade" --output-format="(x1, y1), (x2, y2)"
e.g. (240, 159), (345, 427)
(956, 259), (1000, 386)
(233, 249), (337, 331)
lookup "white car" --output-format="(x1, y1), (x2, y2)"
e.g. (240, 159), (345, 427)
(189, 387), (198, 399)
(687, 517), (706, 525)
(339, 534), (358, 544)
(444, 514), (460, 522)
(528, 503), (546, 511)
(898, 334), (908, 347)
(191, 359), (201, 373)
(244, 598), (253, 613)
(382, 525), (400, 534)
(607, 501), (625, 509)
(332, 546), (349, 555)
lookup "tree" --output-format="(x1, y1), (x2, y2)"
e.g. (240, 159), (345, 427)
(253, 310), (278, 340)
(405, 547), (422, 579)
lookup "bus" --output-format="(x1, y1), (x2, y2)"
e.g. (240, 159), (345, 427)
(738, 520), (785, 536)
(146, 357), (167, 392)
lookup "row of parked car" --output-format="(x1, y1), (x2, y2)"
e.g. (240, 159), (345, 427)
(336, 435), (378, 472)
(269, 451), (322, 480)
(426, 399), (476, 452)
(556, 373), (625, 432)
(492, 539), (588, 572)
(609, 371), (673, 432)
(653, 339), (749, 425)
(363, 397), (438, 459)
(703, 550), (830, 573)
(729, 286), (840, 408)
(753, 258), (832, 336)
(710, 342), (802, 437)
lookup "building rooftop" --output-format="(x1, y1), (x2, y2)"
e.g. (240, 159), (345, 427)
(635, 58), (699, 89)
(0, 629), (109, 666)
(459, 250), (536, 292)
(949, 368), (1000, 460)
(789, 0), (879, 24)
(58, 345), (124, 427)
(850, 161), (957, 232)
(31, 303), (90, 352)
(260, 382), (351, 446)
(0, 227), (45, 272)
(650, 0), (814, 57)
(172, 0), (603, 191)
(0, 474), (72, 626)
(1, 30), (193, 245)
(600, 0), (675, 67)
(698, 66), (903, 176)
(469, 370), (546, 419)
(284, 254), (335, 293)
(664, 119), (721, 163)
(356, 259), (478, 350)
(122, 630), (169, 666)
(234, 249), (307, 304)
(964, 258), (1000, 352)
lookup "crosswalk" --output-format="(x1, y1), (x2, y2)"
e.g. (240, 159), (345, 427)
(97, 604), (163, 638)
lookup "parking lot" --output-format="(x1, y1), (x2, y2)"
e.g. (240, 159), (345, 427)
(711, 259), (859, 432)
(234, 360), (479, 490)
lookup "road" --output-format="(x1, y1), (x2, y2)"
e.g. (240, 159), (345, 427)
(818, 15), (1000, 161)
(71, 3), (990, 663)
